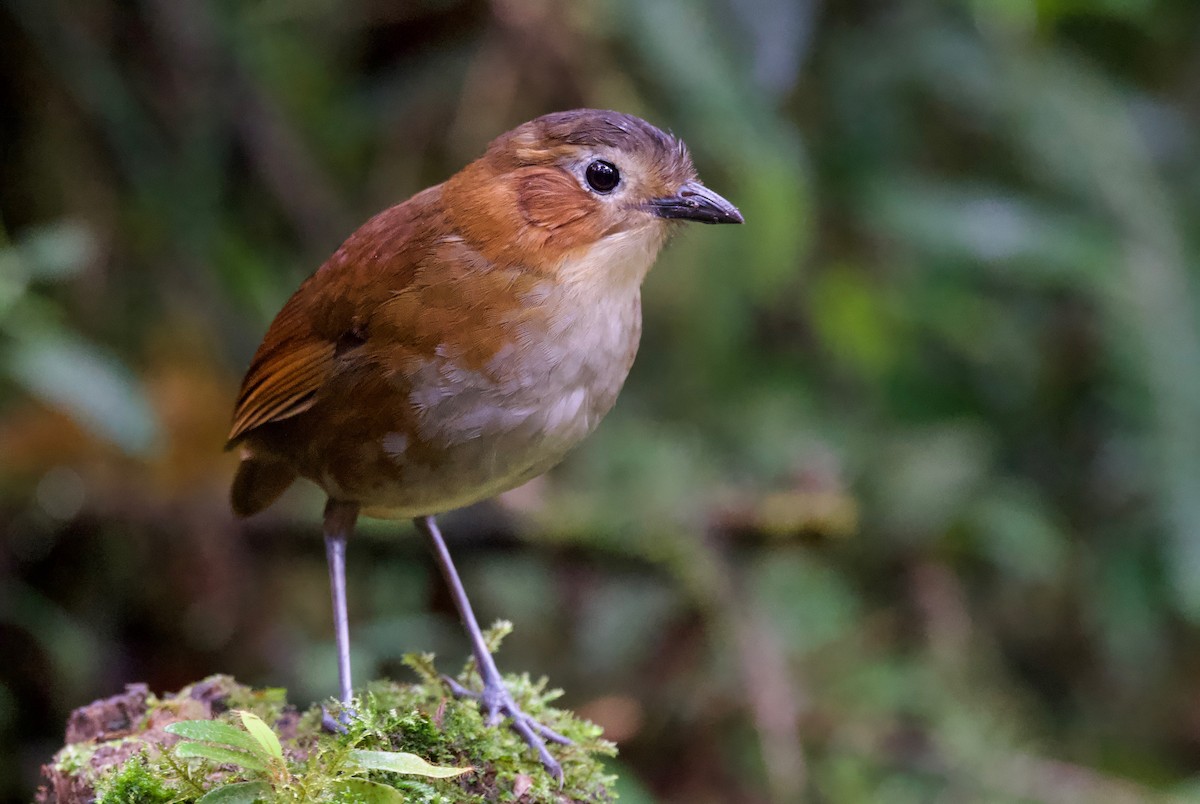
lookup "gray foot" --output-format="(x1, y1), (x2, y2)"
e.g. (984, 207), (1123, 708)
(442, 675), (571, 784)
(321, 703), (355, 734)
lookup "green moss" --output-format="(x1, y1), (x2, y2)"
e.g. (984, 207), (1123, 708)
(54, 742), (99, 776)
(348, 669), (616, 803)
(83, 627), (616, 803)
(223, 681), (289, 716)
(96, 757), (175, 804)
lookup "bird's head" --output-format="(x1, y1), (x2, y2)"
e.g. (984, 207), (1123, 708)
(442, 109), (742, 279)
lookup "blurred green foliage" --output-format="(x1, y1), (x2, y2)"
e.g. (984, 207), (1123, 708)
(4, 0), (1200, 802)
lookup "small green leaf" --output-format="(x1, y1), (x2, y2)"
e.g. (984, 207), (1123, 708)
(330, 779), (408, 803)
(237, 710), (283, 759)
(195, 781), (271, 804)
(175, 742), (269, 772)
(165, 720), (262, 755)
(349, 749), (471, 778)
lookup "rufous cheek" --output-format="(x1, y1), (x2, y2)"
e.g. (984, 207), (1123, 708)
(515, 169), (612, 254)
(516, 170), (595, 230)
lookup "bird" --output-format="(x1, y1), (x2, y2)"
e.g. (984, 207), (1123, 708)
(226, 108), (743, 780)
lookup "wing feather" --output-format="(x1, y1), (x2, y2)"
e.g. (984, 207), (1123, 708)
(227, 339), (334, 444)
(226, 192), (439, 449)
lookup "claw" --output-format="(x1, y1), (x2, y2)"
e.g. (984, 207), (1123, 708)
(321, 703), (355, 735)
(443, 675), (572, 784)
(440, 674), (475, 699)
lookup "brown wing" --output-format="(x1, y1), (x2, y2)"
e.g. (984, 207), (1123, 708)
(226, 294), (336, 446)
(225, 191), (443, 448)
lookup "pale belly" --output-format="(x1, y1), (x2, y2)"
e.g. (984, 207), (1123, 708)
(315, 289), (643, 519)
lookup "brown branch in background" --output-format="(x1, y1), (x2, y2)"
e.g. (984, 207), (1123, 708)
(909, 559), (972, 672)
(729, 605), (807, 800)
(679, 529), (809, 801)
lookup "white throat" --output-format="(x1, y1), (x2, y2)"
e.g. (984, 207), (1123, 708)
(555, 222), (668, 294)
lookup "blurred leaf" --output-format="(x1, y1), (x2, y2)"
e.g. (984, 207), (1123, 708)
(750, 549), (859, 656)
(1168, 777), (1200, 800)
(4, 331), (160, 456)
(1, 580), (102, 698)
(727, 0), (816, 97)
(0, 221), (97, 319)
(0, 254), (27, 317)
(808, 264), (901, 379)
(575, 575), (680, 676)
(1091, 543), (1167, 682)
(16, 221), (97, 281)
(473, 556), (556, 642)
(605, 759), (659, 804)
(867, 180), (1114, 287)
(611, 0), (811, 303)
(545, 415), (718, 552)
(969, 484), (1067, 582)
(874, 423), (994, 541)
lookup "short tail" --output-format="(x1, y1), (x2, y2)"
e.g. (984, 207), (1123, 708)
(231, 457), (298, 517)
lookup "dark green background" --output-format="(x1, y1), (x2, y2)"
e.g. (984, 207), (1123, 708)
(4, 1), (1200, 801)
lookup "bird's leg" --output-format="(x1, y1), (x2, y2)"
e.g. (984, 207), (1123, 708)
(322, 499), (360, 731)
(413, 515), (571, 783)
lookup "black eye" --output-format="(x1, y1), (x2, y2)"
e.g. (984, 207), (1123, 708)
(585, 160), (620, 193)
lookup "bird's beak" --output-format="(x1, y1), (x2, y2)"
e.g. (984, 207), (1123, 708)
(647, 181), (744, 225)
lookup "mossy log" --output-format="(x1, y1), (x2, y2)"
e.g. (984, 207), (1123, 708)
(35, 654), (616, 803)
